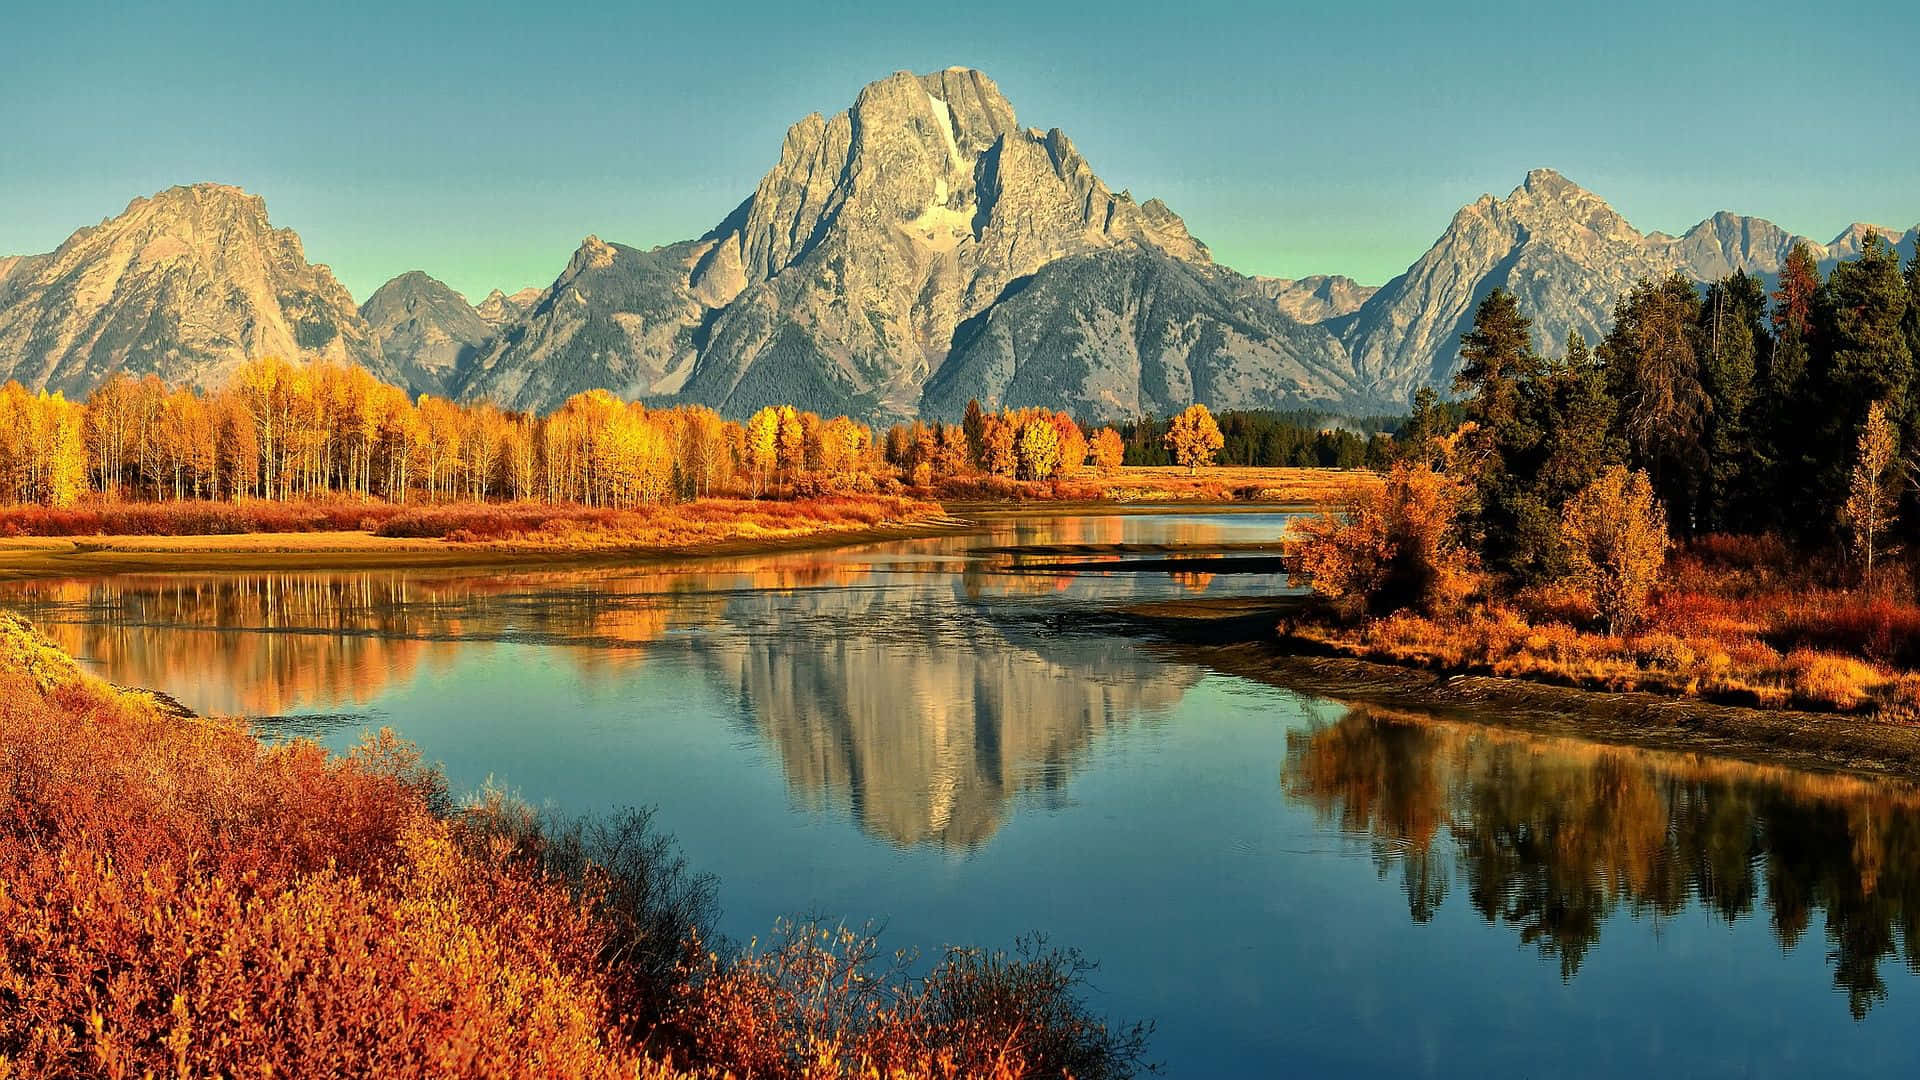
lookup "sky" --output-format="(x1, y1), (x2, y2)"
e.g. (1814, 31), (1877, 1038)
(3, 0), (1917, 304)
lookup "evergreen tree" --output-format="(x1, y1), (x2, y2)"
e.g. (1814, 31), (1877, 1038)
(1756, 243), (1823, 535)
(1813, 233), (1913, 532)
(1454, 289), (1544, 441)
(1821, 233), (1913, 421)
(1904, 249), (1920, 396)
(1698, 272), (1767, 531)
(962, 398), (988, 468)
(1600, 274), (1709, 535)
(1452, 289), (1551, 578)
(1397, 386), (1447, 467)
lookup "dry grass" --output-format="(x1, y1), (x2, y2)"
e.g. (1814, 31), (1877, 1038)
(1290, 536), (1920, 717)
(0, 498), (407, 537)
(375, 495), (942, 547)
(937, 465), (1374, 505)
(0, 613), (1145, 1079)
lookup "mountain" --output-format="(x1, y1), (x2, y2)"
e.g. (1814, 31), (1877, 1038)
(475, 287), (540, 327)
(1331, 170), (1920, 399)
(1819, 222), (1919, 267)
(5, 84), (1915, 418)
(462, 68), (1286, 420)
(359, 270), (494, 396)
(921, 245), (1360, 419)
(0, 184), (391, 394)
(1251, 274), (1379, 323)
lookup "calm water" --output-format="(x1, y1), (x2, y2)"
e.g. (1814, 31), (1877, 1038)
(6, 511), (1920, 1076)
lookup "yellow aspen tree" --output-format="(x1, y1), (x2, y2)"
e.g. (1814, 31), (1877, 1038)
(1165, 403), (1224, 474)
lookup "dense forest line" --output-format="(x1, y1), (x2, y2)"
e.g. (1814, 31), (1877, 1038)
(1114, 409), (1401, 469)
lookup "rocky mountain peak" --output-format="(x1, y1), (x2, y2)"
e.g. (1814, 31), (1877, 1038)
(360, 270), (491, 396)
(465, 66), (1219, 418)
(0, 182), (392, 395)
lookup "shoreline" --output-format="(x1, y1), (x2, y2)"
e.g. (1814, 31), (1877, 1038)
(1109, 596), (1920, 780)
(0, 498), (1311, 578)
(0, 513), (979, 577)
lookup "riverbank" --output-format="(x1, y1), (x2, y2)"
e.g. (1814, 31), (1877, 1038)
(936, 464), (1375, 507)
(0, 499), (969, 576)
(1111, 595), (1920, 779)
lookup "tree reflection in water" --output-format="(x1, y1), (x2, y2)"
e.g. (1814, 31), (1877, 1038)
(1283, 708), (1920, 1017)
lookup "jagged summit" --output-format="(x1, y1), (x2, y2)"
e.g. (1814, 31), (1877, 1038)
(459, 66), (1232, 419)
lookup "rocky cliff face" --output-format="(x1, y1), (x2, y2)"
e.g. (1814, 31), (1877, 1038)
(7, 88), (1915, 419)
(359, 270), (494, 396)
(464, 68), (1235, 418)
(1251, 274), (1379, 323)
(474, 287), (541, 327)
(0, 184), (392, 394)
(921, 245), (1359, 420)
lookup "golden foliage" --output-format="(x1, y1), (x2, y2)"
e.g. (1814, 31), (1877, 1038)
(1560, 465), (1670, 632)
(0, 613), (1143, 1079)
(1163, 404), (1223, 475)
(1289, 462), (1477, 616)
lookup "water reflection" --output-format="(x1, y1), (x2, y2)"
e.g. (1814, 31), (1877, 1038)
(0, 514), (1290, 849)
(1284, 708), (1920, 1017)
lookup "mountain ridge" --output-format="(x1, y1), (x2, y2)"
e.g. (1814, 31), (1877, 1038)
(0, 74), (1915, 418)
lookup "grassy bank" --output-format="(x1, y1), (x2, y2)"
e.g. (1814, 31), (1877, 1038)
(933, 465), (1374, 506)
(0, 495), (961, 576)
(1285, 535), (1920, 718)
(1114, 596), (1920, 779)
(0, 612), (1148, 1078)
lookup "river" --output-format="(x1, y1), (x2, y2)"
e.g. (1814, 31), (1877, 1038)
(5, 510), (1919, 1076)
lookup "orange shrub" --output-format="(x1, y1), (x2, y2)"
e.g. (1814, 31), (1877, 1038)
(0, 613), (1147, 1079)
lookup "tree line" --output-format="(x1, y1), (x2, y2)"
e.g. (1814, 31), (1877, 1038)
(1115, 409), (1397, 469)
(0, 356), (1239, 508)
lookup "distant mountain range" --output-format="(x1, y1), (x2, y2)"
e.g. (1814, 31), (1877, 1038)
(0, 67), (1914, 420)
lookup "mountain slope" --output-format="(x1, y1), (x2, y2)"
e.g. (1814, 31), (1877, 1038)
(921, 245), (1359, 421)
(0, 184), (391, 394)
(475, 287), (541, 327)
(1251, 275), (1378, 323)
(359, 271), (494, 396)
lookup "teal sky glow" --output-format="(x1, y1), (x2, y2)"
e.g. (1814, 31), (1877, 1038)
(4, 0), (1916, 303)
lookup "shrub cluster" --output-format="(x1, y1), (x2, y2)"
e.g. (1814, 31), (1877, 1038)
(0, 613), (1149, 1078)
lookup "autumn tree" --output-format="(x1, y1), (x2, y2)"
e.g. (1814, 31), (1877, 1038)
(745, 407), (779, 494)
(1845, 400), (1903, 591)
(980, 415), (1017, 479)
(1090, 428), (1125, 473)
(1016, 414), (1061, 480)
(1051, 412), (1088, 476)
(1560, 466), (1670, 634)
(1289, 462), (1477, 617)
(1164, 403), (1224, 474)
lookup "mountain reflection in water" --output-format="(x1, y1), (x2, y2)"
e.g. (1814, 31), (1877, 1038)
(0, 514), (1269, 850)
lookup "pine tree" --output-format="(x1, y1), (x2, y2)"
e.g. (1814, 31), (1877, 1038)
(1699, 272), (1766, 531)
(962, 399), (987, 468)
(1600, 274), (1709, 535)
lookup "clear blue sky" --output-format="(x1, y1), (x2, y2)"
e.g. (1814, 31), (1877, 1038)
(4, 0), (1916, 303)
